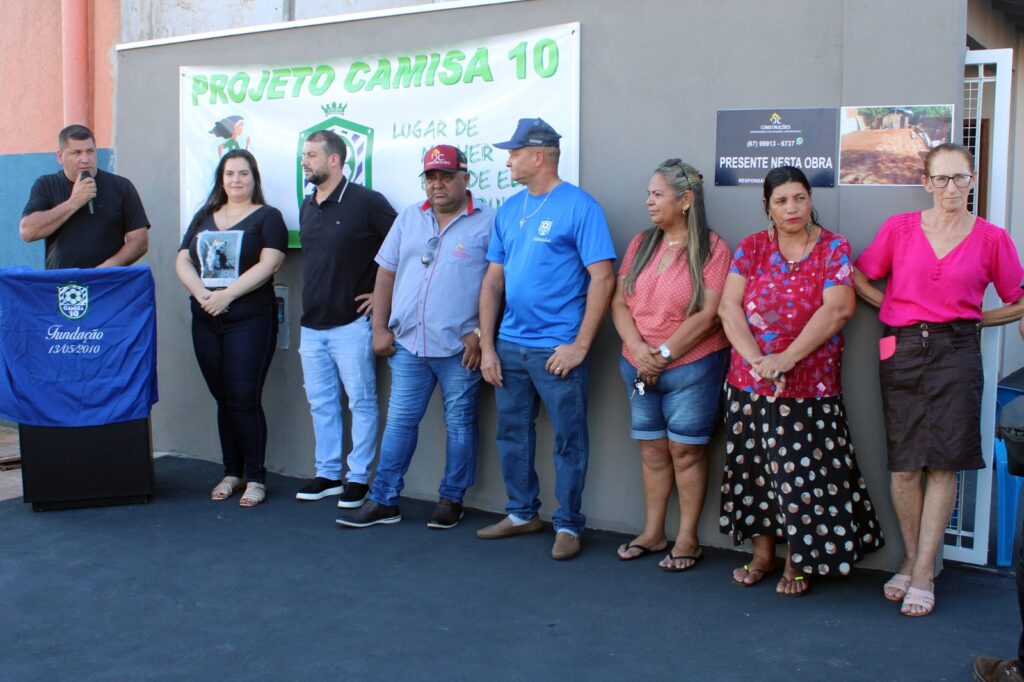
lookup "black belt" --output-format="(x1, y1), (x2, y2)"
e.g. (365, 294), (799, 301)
(885, 320), (981, 338)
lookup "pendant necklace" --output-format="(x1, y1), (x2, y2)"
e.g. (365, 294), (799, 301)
(520, 185), (557, 228)
(782, 226), (812, 272)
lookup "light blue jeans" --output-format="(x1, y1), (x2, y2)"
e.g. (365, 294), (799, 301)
(369, 345), (482, 507)
(298, 317), (378, 483)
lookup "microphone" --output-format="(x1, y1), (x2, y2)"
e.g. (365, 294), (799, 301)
(79, 170), (94, 214)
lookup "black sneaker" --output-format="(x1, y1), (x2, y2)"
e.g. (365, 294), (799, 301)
(336, 501), (401, 527)
(295, 477), (343, 501)
(336, 481), (369, 508)
(427, 498), (464, 529)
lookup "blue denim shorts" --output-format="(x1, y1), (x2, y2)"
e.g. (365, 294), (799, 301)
(618, 349), (728, 444)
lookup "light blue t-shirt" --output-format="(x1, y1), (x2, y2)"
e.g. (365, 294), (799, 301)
(375, 193), (494, 357)
(487, 181), (616, 347)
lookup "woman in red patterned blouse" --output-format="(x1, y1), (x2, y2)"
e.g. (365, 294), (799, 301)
(717, 165), (883, 596)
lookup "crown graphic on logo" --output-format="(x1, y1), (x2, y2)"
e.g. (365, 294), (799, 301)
(320, 101), (348, 117)
(769, 113), (783, 124)
(430, 149), (444, 162)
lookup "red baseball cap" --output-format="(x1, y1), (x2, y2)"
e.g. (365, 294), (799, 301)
(421, 144), (468, 175)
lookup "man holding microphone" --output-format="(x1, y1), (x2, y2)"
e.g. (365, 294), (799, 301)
(20, 124), (149, 269)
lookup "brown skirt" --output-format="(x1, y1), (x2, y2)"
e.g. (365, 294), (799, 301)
(879, 321), (984, 472)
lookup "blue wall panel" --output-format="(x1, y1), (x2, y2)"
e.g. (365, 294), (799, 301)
(0, 149), (113, 269)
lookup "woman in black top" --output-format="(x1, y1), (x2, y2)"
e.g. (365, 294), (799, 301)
(175, 149), (288, 506)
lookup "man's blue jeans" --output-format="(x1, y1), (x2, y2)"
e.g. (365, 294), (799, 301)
(369, 345), (482, 507)
(298, 318), (378, 484)
(494, 339), (590, 533)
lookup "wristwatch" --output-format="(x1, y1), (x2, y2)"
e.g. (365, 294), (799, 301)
(658, 343), (672, 360)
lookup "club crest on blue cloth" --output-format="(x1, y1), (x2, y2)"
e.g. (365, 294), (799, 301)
(57, 282), (89, 320)
(538, 220), (553, 236)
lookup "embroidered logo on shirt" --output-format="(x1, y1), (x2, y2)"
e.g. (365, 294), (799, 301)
(452, 244), (470, 260)
(538, 220), (553, 236)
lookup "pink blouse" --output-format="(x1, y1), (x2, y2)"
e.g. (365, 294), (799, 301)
(855, 212), (1024, 327)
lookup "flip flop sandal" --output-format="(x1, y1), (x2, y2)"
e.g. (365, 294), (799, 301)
(733, 564), (772, 586)
(901, 585), (935, 617)
(776, 574), (811, 597)
(239, 482), (266, 507)
(661, 551), (704, 572)
(883, 573), (912, 601)
(211, 476), (243, 501)
(616, 541), (670, 561)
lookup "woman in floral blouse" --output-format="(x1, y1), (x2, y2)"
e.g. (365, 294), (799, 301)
(717, 165), (883, 596)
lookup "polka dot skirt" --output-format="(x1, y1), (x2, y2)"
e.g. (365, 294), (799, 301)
(718, 385), (884, 576)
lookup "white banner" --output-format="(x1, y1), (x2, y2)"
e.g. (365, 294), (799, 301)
(179, 23), (580, 246)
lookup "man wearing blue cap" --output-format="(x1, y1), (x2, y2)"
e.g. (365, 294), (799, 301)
(476, 117), (616, 560)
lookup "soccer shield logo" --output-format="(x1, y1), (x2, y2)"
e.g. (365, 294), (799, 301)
(57, 282), (89, 320)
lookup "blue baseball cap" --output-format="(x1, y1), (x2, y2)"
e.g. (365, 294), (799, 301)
(493, 117), (562, 150)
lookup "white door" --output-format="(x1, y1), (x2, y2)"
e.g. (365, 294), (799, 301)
(944, 48), (1013, 565)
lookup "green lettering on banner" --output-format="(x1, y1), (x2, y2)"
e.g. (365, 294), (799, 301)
(309, 66), (334, 95)
(208, 74), (229, 103)
(345, 61), (371, 93)
(438, 51), (464, 86)
(507, 39), (559, 79)
(393, 55), (427, 88)
(248, 71), (270, 101)
(227, 72), (249, 103)
(289, 66), (313, 97)
(366, 60), (392, 91)
(191, 76), (209, 105)
(463, 48), (493, 83)
(425, 53), (441, 86)
(266, 69), (290, 100)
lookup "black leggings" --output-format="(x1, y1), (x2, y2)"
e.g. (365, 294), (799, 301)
(191, 301), (277, 484)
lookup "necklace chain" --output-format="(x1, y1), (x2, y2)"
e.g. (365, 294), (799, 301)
(519, 186), (556, 228)
(780, 225), (813, 270)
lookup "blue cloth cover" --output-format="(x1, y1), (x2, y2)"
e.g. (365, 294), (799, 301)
(0, 265), (158, 427)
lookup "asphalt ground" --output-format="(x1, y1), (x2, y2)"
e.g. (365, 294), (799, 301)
(0, 455), (1018, 681)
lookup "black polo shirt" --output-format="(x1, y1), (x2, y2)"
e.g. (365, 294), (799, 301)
(22, 169), (150, 270)
(299, 177), (396, 329)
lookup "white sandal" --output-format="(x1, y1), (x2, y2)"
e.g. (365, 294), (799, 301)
(239, 482), (266, 507)
(883, 573), (912, 601)
(211, 476), (243, 501)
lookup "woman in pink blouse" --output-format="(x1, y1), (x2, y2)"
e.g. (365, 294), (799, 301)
(854, 143), (1024, 617)
(719, 166), (883, 596)
(611, 159), (730, 570)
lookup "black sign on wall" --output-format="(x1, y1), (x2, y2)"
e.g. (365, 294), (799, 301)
(715, 108), (838, 187)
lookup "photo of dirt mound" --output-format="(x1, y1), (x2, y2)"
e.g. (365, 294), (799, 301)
(840, 129), (929, 185)
(839, 105), (953, 185)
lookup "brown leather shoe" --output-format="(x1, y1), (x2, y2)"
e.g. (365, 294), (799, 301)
(551, 530), (582, 560)
(476, 515), (543, 539)
(972, 656), (1023, 682)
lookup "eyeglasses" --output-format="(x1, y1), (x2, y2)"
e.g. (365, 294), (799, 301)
(421, 236), (439, 266)
(929, 174), (973, 188)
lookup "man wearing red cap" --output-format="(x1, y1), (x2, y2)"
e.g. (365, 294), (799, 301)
(338, 145), (495, 529)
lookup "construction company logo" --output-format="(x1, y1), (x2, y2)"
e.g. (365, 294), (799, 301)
(769, 112), (783, 125)
(57, 282), (89, 320)
(428, 147), (446, 165)
(297, 115), (375, 208)
(538, 220), (553, 237)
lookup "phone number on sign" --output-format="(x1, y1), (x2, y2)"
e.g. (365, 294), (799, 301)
(48, 344), (101, 354)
